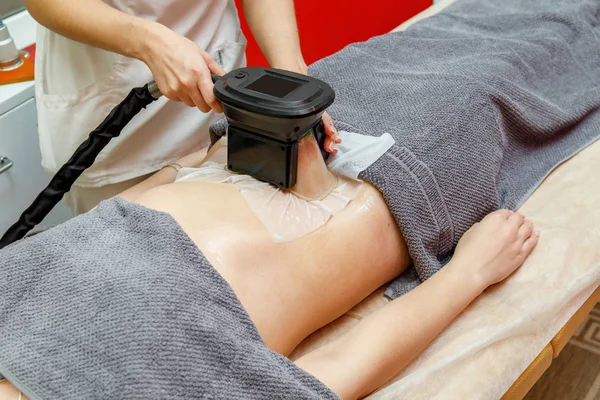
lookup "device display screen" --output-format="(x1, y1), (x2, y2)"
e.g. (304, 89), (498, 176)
(245, 74), (303, 98)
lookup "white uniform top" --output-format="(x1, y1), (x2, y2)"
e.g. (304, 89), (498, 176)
(35, 0), (247, 187)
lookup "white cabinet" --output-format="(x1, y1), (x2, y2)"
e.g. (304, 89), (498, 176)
(0, 98), (73, 234)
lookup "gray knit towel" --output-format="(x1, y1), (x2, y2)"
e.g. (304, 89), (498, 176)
(0, 198), (338, 400)
(211, 0), (600, 298)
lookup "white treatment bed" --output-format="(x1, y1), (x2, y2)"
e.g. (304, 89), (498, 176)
(289, 1), (600, 399)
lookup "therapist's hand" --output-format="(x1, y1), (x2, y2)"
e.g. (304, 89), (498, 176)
(322, 112), (342, 154)
(141, 24), (225, 113)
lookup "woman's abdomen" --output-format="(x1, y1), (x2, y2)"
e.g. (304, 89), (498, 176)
(135, 181), (409, 355)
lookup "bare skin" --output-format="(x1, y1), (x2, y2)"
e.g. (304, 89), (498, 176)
(0, 136), (539, 400)
(134, 140), (409, 355)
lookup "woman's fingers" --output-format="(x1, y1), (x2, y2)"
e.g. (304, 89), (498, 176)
(508, 211), (526, 228)
(486, 209), (512, 222)
(520, 230), (540, 257)
(517, 219), (534, 242)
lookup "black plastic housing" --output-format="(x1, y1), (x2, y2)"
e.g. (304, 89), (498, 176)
(214, 67), (335, 188)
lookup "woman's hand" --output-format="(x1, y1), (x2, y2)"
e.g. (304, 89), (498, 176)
(141, 24), (226, 113)
(451, 209), (540, 290)
(322, 111), (342, 154)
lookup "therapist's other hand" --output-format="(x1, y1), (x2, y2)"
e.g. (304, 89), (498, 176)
(322, 112), (341, 154)
(142, 24), (225, 113)
(272, 62), (340, 155)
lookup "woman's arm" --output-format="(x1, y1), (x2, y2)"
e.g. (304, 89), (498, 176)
(24, 0), (225, 111)
(296, 263), (485, 399)
(296, 210), (540, 399)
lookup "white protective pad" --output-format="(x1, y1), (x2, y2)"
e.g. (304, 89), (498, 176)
(175, 131), (395, 242)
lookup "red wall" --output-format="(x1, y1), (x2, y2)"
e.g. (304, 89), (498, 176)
(234, 0), (432, 67)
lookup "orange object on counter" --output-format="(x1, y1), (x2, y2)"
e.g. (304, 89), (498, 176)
(0, 53), (34, 85)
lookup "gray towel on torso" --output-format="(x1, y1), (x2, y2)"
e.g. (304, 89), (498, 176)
(0, 199), (338, 400)
(211, 0), (600, 298)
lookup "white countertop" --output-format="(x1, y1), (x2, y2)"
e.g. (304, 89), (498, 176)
(0, 81), (35, 115)
(0, 10), (36, 116)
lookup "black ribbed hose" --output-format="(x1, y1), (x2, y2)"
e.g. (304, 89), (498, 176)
(0, 83), (161, 249)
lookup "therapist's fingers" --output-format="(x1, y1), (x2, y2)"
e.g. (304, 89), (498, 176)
(179, 92), (198, 109)
(198, 52), (225, 113)
(191, 91), (211, 113)
(154, 72), (183, 103)
(173, 57), (211, 112)
(322, 112), (341, 154)
(197, 55), (223, 113)
(187, 83), (210, 113)
(323, 134), (338, 154)
(322, 112), (341, 141)
(204, 51), (226, 77)
(198, 75), (223, 113)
